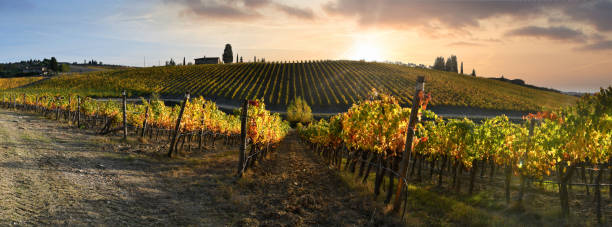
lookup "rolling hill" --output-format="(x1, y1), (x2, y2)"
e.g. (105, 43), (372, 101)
(5, 60), (577, 112)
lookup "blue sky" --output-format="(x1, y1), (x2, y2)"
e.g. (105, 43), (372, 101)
(2, 1), (170, 64)
(1, 0), (611, 92)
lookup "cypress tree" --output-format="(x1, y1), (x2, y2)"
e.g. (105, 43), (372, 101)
(461, 62), (463, 74)
(445, 57), (452, 72)
(445, 55), (458, 72)
(49, 57), (58, 72)
(433, 57), (445, 70)
(222, 44), (233, 63)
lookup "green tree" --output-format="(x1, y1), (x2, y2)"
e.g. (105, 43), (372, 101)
(471, 69), (476, 76)
(445, 55), (458, 73)
(60, 64), (70, 72)
(49, 57), (58, 72)
(433, 56), (445, 70)
(460, 61), (463, 74)
(223, 44), (233, 63)
(287, 97), (313, 126)
(165, 58), (176, 66)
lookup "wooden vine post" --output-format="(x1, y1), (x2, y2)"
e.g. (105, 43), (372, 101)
(595, 166), (603, 224)
(140, 98), (150, 138)
(393, 76), (425, 213)
(167, 92), (190, 158)
(67, 96), (71, 122)
(55, 96), (61, 121)
(34, 96), (38, 113)
(199, 118), (204, 151)
(76, 96), (81, 128)
(518, 119), (536, 204)
(122, 90), (128, 140)
(237, 99), (249, 177)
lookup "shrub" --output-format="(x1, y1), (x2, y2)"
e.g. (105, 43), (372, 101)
(287, 97), (313, 126)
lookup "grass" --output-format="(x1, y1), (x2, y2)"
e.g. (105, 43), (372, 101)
(327, 154), (609, 226)
(336, 170), (516, 226)
(2, 61), (578, 112)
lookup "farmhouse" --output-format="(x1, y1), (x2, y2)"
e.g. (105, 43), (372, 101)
(194, 57), (220, 65)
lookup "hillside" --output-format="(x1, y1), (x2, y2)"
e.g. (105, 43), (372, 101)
(0, 76), (44, 89)
(8, 61), (576, 112)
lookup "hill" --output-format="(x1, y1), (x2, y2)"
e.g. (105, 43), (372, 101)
(7, 60), (576, 112)
(487, 76), (562, 93)
(0, 76), (45, 89)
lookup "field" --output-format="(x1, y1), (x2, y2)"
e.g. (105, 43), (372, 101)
(5, 61), (576, 112)
(0, 76), (44, 89)
(1, 103), (609, 226)
(0, 64), (608, 225)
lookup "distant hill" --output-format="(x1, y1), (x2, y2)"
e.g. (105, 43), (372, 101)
(8, 60), (577, 112)
(487, 77), (562, 93)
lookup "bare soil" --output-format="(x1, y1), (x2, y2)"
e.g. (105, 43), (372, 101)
(0, 109), (401, 226)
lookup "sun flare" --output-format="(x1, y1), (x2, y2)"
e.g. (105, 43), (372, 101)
(345, 34), (386, 62)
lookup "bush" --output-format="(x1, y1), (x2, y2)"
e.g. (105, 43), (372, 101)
(287, 97), (313, 126)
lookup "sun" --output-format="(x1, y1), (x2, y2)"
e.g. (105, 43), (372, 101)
(345, 34), (386, 62)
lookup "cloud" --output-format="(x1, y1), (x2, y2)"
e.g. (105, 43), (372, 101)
(243, 0), (270, 8)
(447, 41), (482, 47)
(324, 0), (612, 35)
(167, 0), (314, 21)
(506, 26), (587, 42)
(563, 0), (612, 32)
(324, 0), (547, 29)
(274, 3), (314, 20)
(169, 0), (260, 20)
(579, 40), (612, 51)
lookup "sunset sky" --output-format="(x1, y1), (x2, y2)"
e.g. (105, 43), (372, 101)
(1, 0), (611, 92)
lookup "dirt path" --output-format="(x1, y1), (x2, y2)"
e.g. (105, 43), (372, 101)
(0, 109), (232, 226)
(0, 109), (402, 226)
(238, 133), (402, 226)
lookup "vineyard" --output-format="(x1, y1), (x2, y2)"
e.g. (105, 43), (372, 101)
(0, 76), (44, 89)
(5, 61), (576, 112)
(298, 84), (611, 224)
(0, 67), (606, 224)
(0, 91), (290, 173)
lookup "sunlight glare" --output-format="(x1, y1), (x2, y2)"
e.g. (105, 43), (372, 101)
(345, 34), (386, 62)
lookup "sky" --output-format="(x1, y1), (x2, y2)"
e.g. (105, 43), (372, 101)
(1, 0), (611, 92)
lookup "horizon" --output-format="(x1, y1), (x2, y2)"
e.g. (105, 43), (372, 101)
(1, 0), (611, 92)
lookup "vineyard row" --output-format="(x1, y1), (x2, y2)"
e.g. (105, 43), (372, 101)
(0, 91), (291, 175)
(298, 81), (611, 222)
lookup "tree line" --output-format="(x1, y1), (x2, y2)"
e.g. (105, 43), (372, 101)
(0, 57), (70, 77)
(432, 55), (475, 76)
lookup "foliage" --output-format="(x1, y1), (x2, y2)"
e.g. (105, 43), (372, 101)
(433, 57), (445, 71)
(287, 97), (313, 125)
(299, 86), (611, 181)
(2, 91), (290, 148)
(223, 44), (233, 64)
(60, 64), (70, 72)
(49, 57), (58, 72)
(0, 77), (44, 89)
